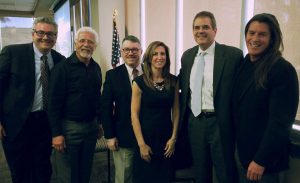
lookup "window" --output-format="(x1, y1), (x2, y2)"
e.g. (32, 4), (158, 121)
(0, 17), (34, 50)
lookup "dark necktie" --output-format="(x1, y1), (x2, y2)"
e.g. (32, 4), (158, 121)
(40, 55), (50, 110)
(132, 68), (138, 79)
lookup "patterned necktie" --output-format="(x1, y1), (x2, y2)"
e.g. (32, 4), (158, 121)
(132, 68), (139, 79)
(191, 52), (206, 116)
(40, 55), (50, 110)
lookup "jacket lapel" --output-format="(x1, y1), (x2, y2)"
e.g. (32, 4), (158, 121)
(184, 46), (198, 91)
(27, 43), (36, 90)
(119, 64), (132, 97)
(213, 43), (226, 97)
(236, 61), (255, 102)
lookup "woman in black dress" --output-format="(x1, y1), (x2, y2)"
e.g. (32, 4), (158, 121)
(131, 41), (179, 183)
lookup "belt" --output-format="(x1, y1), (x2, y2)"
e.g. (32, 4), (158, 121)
(198, 110), (215, 118)
(28, 110), (47, 119)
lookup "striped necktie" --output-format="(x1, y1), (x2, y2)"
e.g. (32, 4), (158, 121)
(40, 55), (50, 110)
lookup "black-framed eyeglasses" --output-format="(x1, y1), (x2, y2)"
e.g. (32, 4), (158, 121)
(122, 48), (140, 54)
(33, 29), (57, 38)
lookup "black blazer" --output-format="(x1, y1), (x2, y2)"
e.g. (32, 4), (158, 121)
(0, 43), (65, 140)
(232, 56), (299, 173)
(179, 42), (243, 176)
(101, 64), (136, 148)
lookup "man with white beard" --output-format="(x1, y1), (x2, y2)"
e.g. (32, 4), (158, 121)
(48, 27), (102, 183)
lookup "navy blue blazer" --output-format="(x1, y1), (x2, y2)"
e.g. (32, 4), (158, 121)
(101, 64), (136, 148)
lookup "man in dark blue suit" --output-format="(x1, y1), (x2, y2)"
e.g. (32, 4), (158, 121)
(178, 11), (243, 183)
(102, 35), (142, 183)
(0, 17), (65, 183)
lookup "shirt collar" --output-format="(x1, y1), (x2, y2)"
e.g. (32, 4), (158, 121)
(197, 41), (216, 56)
(33, 43), (51, 58)
(125, 63), (142, 73)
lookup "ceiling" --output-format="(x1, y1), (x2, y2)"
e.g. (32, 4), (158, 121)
(0, 0), (59, 17)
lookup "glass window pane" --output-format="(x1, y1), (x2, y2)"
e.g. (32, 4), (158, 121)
(0, 17), (34, 50)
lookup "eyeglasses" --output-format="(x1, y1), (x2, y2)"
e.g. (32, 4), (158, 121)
(77, 39), (96, 45)
(33, 29), (57, 38)
(122, 48), (140, 54)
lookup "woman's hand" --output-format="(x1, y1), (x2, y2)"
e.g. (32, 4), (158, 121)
(139, 144), (153, 162)
(164, 138), (176, 158)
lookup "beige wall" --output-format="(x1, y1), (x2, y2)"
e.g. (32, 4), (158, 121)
(125, 0), (242, 74)
(91, 0), (125, 81)
(125, 0), (140, 38)
(90, 0), (300, 119)
(182, 0), (242, 50)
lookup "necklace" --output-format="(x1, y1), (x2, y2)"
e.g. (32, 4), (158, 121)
(153, 81), (165, 91)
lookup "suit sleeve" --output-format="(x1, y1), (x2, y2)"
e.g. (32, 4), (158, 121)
(254, 61), (299, 167)
(48, 62), (67, 137)
(101, 70), (116, 139)
(0, 46), (11, 122)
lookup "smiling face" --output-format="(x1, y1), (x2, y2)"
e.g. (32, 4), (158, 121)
(121, 40), (141, 68)
(75, 31), (97, 64)
(246, 21), (271, 61)
(193, 16), (217, 50)
(151, 46), (166, 70)
(32, 23), (57, 54)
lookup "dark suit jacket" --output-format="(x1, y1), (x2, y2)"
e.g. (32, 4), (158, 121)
(179, 42), (243, 175)
(232, 55), (299, 173)
(0, 43), (65, 140)
(101, 64), (136, 148)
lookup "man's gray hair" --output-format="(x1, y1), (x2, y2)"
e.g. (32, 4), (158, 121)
(32, 17), (58, 32)
(75, 27), (99, 44)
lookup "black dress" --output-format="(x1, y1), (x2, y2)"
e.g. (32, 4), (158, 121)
(133, 74), (176, 183)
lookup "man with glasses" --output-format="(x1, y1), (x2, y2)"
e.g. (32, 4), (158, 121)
(102, 35), (142, 183)
(48, 26), (102, 183)
(0, 17), (65, 183)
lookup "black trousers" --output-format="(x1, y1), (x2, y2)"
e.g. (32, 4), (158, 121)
(2, 111), (52, 183)
(188, 111), (229, 183)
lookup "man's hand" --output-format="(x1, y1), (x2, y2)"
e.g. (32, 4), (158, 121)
(52, 135), (66, 153)
(106, 137), (118, 151)
(0, 123), (6, 140)
(247, 161), (265, 181)
(98, 124), (104, 139)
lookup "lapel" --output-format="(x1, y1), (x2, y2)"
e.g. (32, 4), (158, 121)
(213, 43), (226, 97)
(236, 58), (255, 102)
(27, 43), (36, 88)
(118, 64), (132, 97)
(50, 49), (58, 65)
(184, 46), (198, 91)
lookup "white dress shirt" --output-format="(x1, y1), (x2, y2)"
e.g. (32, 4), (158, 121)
(189, 42), (215, 112)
